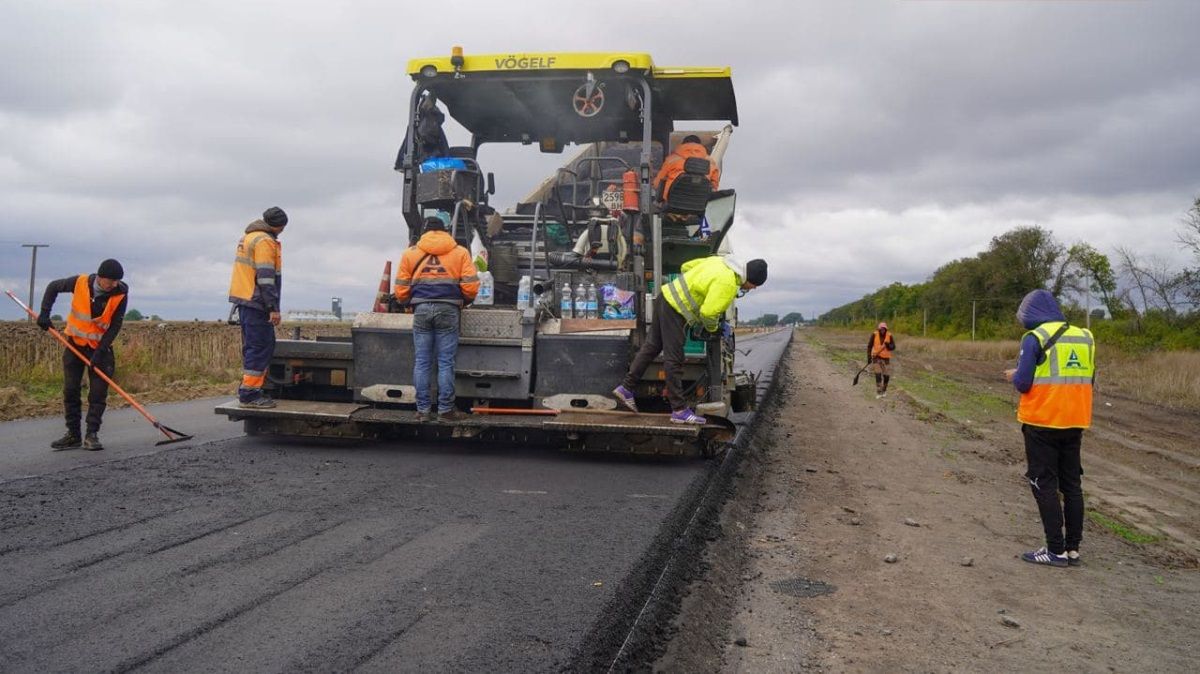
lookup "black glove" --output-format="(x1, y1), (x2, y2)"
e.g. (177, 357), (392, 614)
(36, 314), (52, 331)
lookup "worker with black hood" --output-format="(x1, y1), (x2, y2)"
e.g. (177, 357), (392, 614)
(37, 259), (129, 451)
(228, 207), (287, 408)
(1004, 289), (1096, 568)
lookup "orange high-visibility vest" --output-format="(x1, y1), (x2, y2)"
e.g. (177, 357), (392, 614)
(63, 275), (125, 349)
(870, 331), (893, 359)
(1017, 322), (1095, 429)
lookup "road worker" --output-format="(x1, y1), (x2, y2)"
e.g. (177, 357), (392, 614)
(1004, 289), (1095, 568)
(395, 216), (480, 422)
(228, 207), (287, 408)
(653, 134), (721, 201)
(37, 259), (129, 451)
(613, 256), (767, 424)
(867, 322), (897, 397)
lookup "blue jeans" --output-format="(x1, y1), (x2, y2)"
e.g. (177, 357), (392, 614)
(413, 302), (460, 413)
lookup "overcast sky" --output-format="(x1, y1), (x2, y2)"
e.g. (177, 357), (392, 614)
(2, 0), (1198, 321)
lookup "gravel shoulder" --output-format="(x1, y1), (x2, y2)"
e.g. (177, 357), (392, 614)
(656, 329), (1200, 672)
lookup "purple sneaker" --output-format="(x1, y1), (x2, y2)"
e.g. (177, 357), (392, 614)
(612, 385), (638, 412)
(1021, 547), (1068, 568)
(670, 408), (706, 425)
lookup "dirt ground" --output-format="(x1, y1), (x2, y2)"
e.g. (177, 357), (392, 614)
(657, 329), (1199, 672)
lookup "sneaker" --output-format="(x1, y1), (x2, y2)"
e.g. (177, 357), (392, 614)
(1021, 547), (1068, 568)
(82, 433), (104, 451)
(50, 433), (82, 450)
(670, 408), (706, 425)
(239, 396), (277, 409)
(1066, 550), (1082, 567)
(439, 410), (468, 422)
(612, 385), (638, 413)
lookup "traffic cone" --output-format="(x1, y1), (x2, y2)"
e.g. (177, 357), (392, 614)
(373, 260), (392, 312)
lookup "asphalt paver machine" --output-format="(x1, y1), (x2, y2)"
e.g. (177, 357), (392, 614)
(217, 50), (757, 456)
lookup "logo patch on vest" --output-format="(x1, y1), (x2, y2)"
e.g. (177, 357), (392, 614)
(1064, 349), (1085, 369)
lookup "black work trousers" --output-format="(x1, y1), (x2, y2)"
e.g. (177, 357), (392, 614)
(63, 344), (115, 435)
(1022, 424), (1084, 555)
(622, 294), (688, 411)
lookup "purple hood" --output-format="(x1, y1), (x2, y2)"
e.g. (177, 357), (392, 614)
(1016, 289), (1065, 330)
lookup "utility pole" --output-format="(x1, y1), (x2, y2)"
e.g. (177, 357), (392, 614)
(971, 299), (977, 341)
(21, 244), (49, 321)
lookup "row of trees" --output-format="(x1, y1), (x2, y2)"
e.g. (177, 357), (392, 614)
(820, 198), (1200, 347)
(744, 312), (804, 327)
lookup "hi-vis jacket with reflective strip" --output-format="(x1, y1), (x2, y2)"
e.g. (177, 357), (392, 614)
(1017, 321), (1096, 429)
(228, 220), (282, 312)
(662, 255), (742, 332)
(65, 275), (126, 349)
(870, 331), (894, 359)
(394, 230), (479, 306)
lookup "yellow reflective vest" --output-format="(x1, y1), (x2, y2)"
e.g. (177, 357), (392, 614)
(228, 221), (282, 312)
(662, 255), (741, 332)
(1017, 321), (1096, 429)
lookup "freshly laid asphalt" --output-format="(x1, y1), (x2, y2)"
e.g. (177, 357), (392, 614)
(0, 329), (790, 672)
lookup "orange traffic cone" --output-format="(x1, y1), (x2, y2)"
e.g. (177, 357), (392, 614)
(373, 260), (392, 312)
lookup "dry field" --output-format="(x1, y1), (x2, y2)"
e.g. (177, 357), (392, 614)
(0, 320), (350, 421)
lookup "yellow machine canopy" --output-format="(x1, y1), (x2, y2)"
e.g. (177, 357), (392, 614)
(405, 50), (737, 146)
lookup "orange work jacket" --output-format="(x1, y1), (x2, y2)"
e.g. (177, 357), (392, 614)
(653, 142), (721, 199)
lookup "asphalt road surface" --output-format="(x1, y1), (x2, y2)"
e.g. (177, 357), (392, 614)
(0, 329), (790, 672)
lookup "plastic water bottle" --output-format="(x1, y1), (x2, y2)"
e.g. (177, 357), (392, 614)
(476, 270), (494, 305)
(560, 281), (573, 318)
(517, 275), (531, 310)
(586, 282), (598, 319)
(574, 283), (588, 319)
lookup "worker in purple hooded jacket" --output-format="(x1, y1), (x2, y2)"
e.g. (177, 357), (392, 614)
(1004, 289), (1096, 569)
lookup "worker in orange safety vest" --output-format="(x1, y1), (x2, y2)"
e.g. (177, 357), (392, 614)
(653, 134), (721, 201)
(36, 259), (129, 451)
(867, 322), (896, 397)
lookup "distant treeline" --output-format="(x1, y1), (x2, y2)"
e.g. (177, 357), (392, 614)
(743, 312), (804, 327)
(820, 202), (1200, 350)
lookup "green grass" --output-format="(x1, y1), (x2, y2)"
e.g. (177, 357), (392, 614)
(899, 369), (1013, 423)
(1087, 510), (1164, 545)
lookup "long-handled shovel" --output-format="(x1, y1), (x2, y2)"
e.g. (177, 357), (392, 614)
(6, 290), (193, 445)
(851, 361), (872, 386)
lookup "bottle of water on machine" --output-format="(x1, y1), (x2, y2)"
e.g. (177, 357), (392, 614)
(560, 281), (573, 318)
(517, 275), (531, 310)
(574, 282), (588, 319)
(585, 282), (598, 319)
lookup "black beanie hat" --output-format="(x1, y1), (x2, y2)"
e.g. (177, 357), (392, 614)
(423, 216), (446, 231)
(746, 259), (768, 286)
(97, 258), (124, 280)
(263, 206), (288, 228)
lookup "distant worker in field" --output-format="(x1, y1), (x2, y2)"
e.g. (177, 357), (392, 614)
(613, 256), (767, 424)
(228, 207), (287, 409)
(37, 259), (129, 451)
(867, 322), (897, 398)
(395, 216), (480, 422)
(653, 134), (721, 201)
(1005, 289), (1095, 569)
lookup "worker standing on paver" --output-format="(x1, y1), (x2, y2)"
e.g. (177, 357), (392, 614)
(229, 207), (287, 409)
(394, 216), (479, 422)
(653, 134), (721, 200)
(37, 259), (129, 451)
(1004, 289), (1095, 568)
(613, 256), (767, 424)
(867, 322), (896, 398)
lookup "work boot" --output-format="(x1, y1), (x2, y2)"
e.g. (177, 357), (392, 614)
(82, 433), (104, 451)
(239, 396), (277, 409)
(438, 409), (468, 422)
(414, 410), (433, 422)
(50, 432), (82, 450)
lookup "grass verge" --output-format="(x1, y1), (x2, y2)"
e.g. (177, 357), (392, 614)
(1086, 510), (1164, 545)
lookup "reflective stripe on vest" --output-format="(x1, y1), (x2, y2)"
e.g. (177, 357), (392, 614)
(664, 274), (713, 330)
(64, 275), (124, 349)
(1017, 321), (1095, 429)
